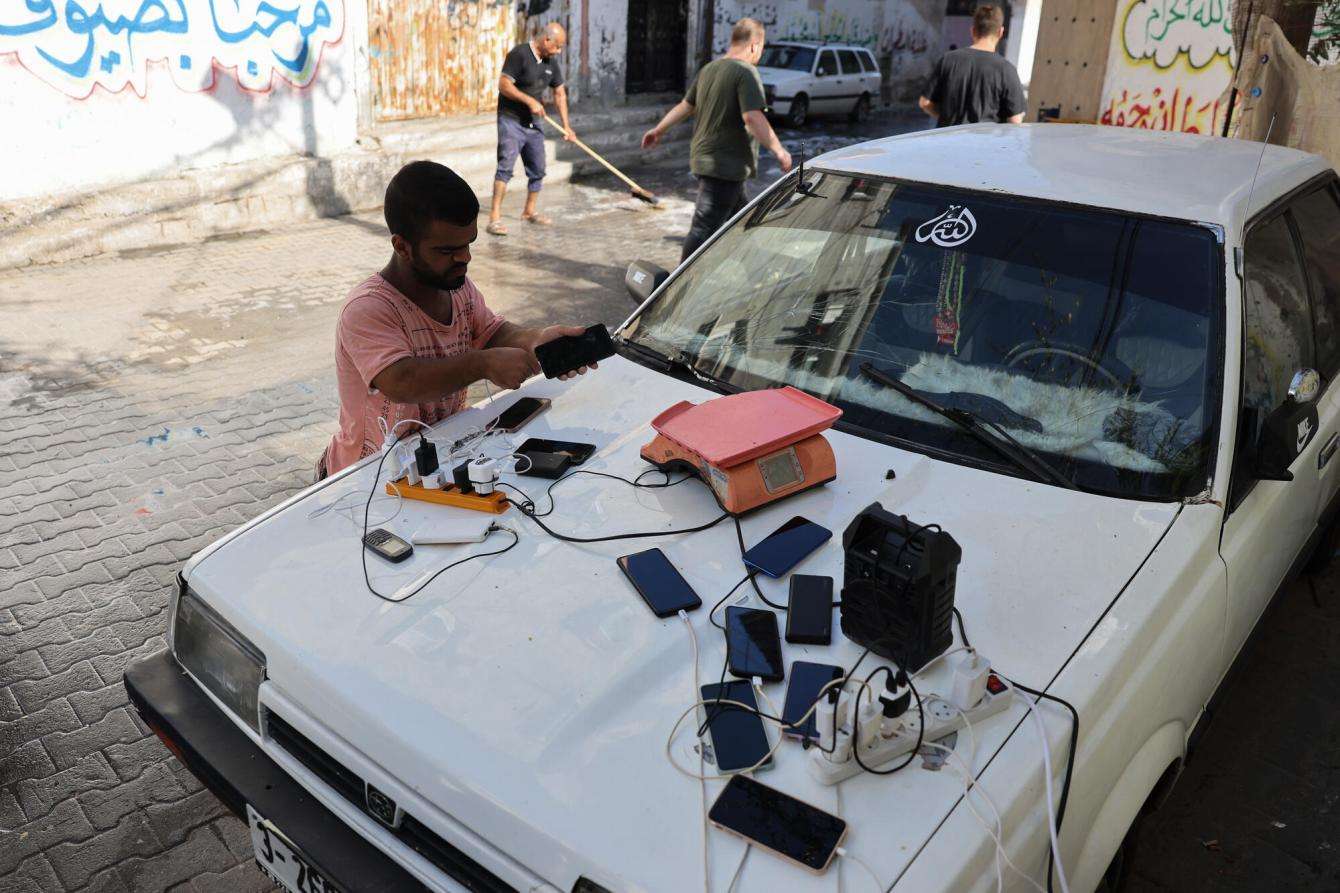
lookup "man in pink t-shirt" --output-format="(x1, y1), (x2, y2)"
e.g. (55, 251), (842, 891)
(319, 161), (596, 478)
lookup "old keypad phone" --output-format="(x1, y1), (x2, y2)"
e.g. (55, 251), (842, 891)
(709, 775), (848, 873)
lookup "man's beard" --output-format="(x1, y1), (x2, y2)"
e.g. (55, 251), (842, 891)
(410, 251), (466, 291)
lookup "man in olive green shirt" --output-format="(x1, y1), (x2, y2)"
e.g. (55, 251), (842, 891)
(642, 18), (792, 261)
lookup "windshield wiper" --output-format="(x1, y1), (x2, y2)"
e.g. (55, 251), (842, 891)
(617, 338), (738, 393)
(858, 362), (1077, 490)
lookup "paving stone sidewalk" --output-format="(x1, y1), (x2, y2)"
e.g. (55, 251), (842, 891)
(4, 117), (1338, 892)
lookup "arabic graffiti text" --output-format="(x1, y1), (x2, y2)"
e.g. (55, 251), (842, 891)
(1121, 0), (1234, 70)
(1100, 86), (1225, 133)
(0, 0), (345, 98)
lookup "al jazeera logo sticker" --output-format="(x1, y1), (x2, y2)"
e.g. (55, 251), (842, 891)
(916, 205), (977, 248)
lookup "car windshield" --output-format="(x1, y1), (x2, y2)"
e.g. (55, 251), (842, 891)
(624, 171), (1224, 499)
(759, 45), (816, 71)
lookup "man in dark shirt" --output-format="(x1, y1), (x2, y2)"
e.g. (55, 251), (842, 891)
(488, 22), (574, 236)
(919, 5), (1025, 128)
(641, 18), (792, 261)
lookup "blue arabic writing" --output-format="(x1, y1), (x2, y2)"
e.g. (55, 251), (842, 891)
(0, 0), (342, 95)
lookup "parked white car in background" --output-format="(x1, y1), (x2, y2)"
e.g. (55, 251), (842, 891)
(126, 125), (1340, 893)
(758, 41), (882, 127)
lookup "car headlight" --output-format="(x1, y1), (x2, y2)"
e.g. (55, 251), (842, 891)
(171, 583), (266, 733)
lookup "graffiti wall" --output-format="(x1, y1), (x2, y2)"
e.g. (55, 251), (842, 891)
(0, 0), (357, 200)
(1098, 0), (1236, 134)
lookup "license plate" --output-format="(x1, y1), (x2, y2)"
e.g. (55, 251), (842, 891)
(247, 804), (342, 893)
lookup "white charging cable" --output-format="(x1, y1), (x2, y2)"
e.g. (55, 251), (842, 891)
(679, 610), (710, 893)
(1014, 683), (1071, 893)
(834, 847), (882, 893)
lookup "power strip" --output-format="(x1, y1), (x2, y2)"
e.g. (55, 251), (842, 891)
(808, 685), (1014, 785)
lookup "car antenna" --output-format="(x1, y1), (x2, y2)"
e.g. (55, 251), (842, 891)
(796, 139), (821, 197)
(1242, 113), (1276, 243)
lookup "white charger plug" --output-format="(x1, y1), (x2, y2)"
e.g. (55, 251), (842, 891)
(950, 650), (991, 711)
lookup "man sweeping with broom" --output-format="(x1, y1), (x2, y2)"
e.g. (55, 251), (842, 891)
(487, 22), (574, 236)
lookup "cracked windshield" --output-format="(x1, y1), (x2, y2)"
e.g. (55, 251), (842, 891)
(625, 171), (1222, 499)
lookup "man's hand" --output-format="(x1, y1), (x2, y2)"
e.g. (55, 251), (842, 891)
(641, 128), (661, 150)
(775, 147), (793, 173)
(531, 325), (600, 380)
(481, 347), (541, 391)
(563, 127), (577, 143)
(527, 97), (545, 118)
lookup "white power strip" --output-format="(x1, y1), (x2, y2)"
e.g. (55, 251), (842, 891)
(808, 685), (1014, 785)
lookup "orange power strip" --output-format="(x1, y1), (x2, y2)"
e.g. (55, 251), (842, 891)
(385, 478), (510, 514)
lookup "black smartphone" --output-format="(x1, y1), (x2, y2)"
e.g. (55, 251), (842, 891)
(741, 516), (832, 578)
(617, 549), (702, 617)
(782, 661), (844, 742)
(517, 438), (596, 465)
(700, 681), (772, 772)
(785, 575), (833, 645)
(534, 324), (616, 379)
(492, 397), (550, 433)
(725, 606), (784, 683)
(516, 452), (572, 479)
(363, 528), (413, 563)
(709, 775), (847, 873)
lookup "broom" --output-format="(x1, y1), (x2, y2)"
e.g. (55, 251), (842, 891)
(542, 114), (660, 205)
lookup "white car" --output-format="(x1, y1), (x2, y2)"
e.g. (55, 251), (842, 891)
(126, 124), (1340, 893)
(758, 41), (881, 128)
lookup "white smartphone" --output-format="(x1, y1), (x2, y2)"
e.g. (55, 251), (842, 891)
(708, 775), (848, 874)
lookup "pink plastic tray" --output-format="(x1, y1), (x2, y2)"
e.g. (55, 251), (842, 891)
(649, 387), (842, 468)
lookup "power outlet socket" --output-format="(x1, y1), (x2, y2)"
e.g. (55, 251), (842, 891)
(808, 686), (1013, 785)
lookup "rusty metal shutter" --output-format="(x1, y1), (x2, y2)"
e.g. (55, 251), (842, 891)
(368, 0), (522, 121)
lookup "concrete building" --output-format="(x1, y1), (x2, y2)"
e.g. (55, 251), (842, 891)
(0, 0), (1034, 268)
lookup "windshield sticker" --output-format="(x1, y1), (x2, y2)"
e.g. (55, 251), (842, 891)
(916, 205), (978, 248)
(934, 252), (966, 352)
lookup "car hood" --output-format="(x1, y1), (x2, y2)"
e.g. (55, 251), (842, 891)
(184, 355), (1178, 891)
(757, 67), (809, 86)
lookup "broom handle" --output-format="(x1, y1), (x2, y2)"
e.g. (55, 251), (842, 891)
(542, 114), (650, 194)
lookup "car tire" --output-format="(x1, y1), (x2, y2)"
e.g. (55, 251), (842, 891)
(786, 95), (809, 128)
(849, 93), (872, 124)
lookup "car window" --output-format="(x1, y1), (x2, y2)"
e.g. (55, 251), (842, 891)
(859, 51), (879, 73)
(816, 51), (837, 77)
(759, 45), (817, 72)
(627, 172), (1224, 500)
(1288, 184), (1340, 376)
(1241, 212), (1315, 453)
(838, 50), (862, 75)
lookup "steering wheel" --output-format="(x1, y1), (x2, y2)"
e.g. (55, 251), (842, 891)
(1003, 342), (1125, 391)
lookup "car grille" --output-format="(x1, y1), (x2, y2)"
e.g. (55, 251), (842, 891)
(266, 711), (515, 893)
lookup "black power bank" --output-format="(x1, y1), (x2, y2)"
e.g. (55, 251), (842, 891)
(786, 575), (833, 645)
(535, 324), (616, 378)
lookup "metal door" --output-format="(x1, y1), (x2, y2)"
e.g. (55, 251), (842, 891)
(367, 0), (521, 121)
(626, 0), (687, 94)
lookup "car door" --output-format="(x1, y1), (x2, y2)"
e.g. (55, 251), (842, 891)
(1220, 207), (1336, 657)
(858, 49), (882, 96)
(836, 49), (865, 112)
(1286, 179), (1340, 518)
(812, 50), (841, 113)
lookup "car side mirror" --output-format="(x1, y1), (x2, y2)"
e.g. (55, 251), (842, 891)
(625, 260), (669, 306)
(1255, 369), (1321, 482)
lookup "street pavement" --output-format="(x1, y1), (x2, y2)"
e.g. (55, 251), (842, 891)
(2, 113), (1338, 892)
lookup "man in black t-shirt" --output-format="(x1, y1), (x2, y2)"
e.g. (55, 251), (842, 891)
(488, 22), (574, 236)
(919, 5), (1025, 128)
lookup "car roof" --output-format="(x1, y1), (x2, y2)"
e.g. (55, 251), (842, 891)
(769, 41), (870, 51)
(812, 123), (1333, 235)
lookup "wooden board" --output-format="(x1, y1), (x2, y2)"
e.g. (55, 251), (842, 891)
(1026, 0), (1120, 123)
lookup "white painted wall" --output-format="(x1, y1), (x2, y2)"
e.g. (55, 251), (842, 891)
(0, 0), (360, 201)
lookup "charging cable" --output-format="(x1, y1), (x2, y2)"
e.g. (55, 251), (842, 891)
(834, 847), (882, 893)
(1014, 683), (1071, 893)
(679, 610), (710, 893)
